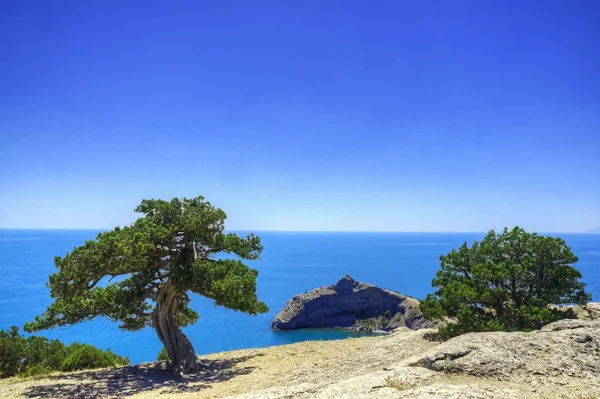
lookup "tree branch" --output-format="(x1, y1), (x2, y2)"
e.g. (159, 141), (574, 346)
(191, 240), (197, 261)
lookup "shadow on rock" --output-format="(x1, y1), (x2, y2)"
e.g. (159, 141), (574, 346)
(21, 355), (261, 399)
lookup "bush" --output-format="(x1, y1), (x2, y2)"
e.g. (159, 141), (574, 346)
(20, 364), (54, 379)
(157, 346), (170, 362)
(0, 326), (129, 378)
(422, 227), (591, 338)
(61, 344), (129, 372)
(441, 357), (455, 373)
(352, 318), (379, 333)
(23, 335), (67, 371)
(0, 326), (26, 377)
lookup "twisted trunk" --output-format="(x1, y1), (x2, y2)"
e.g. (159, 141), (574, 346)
(153, 282), (201, 377)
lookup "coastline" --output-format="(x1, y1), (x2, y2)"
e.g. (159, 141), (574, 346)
(3, 321), (599, 399)
(2, 230), (597, 364)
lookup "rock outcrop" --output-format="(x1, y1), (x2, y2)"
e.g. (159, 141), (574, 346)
(573, 301), (600, 320)
(407, 318), (600, 380)
(230, 316), (600, 399)
(271, 275), (441, 331)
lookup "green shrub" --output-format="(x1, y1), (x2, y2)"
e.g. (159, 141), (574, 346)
(157, 346), (170, 362)
(352, 318), (379, 333)
(61, 344), (129, 372)
(378, 315), (390, 329)
(441, 356), (455, 373)
(0, 326), (26, 377)
(422, 227), (591, 339)
(0, 326), (129, 378)
(24, 336), (67, 371)
(20, 364), (54, 379)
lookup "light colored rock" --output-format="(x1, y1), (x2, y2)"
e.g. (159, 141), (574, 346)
(394, 384), (520, 399)
(552, 301), (600, 320)
(386, 366), (437, 388)
(310, 371), (398, 399)
(577, 302), (600, 320)
(271, 275), (441, 331)
(408, 319), (600, 381)
(539, 318), (596, 331)
(224, 383), (321, 399)
(225, 368), (518, 399)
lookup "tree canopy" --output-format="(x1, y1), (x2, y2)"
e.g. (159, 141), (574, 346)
(421, 226), (591, 338)
(25, 196), (268, 376)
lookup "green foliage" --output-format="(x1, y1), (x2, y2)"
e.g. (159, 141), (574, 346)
(20, 365), (54, 379)
(61, 344), (129, 372)
(0, 326), (26, 378)
(0, 326), (128, 379)
(379, 316), (390, 329)
(157, 346), (170, 362)
(25, 196), (268, 335)
(422, 227), (591, 338)
(379, 310), (393, 329)
(441, 357), (455, 373)
(352, 318), (379, 333)
(352, 310), (395, 333)
(23, 335), (67, 372)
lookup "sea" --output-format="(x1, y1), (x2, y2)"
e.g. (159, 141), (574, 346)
(0, 229), (598, 364)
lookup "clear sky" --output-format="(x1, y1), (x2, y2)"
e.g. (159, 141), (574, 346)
(1, 0), (599, 232)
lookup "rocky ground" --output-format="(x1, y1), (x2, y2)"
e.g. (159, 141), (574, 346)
(2, 312), (599, 399)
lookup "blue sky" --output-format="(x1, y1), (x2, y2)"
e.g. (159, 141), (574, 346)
(1, 0), (598, 232)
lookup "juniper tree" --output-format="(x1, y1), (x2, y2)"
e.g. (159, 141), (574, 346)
(25, 196), (268, 377)
(421, 226), (591, 338)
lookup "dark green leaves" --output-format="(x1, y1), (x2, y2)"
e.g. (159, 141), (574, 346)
(181, 258), (268, 315)
(27, 195), (268, 335)
(421, 226), (591, 338)
(0, 327), (128, 378)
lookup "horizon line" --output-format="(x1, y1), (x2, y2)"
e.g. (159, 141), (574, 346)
(0, 227), (598, 235)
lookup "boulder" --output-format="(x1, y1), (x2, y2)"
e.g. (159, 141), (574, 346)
(271, 275), (441, 331)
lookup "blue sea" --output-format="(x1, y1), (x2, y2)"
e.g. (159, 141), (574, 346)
(1, 230), (598, 364)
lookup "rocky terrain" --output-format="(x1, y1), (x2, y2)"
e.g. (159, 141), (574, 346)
(569, 301), (600, 320)
(2, 309), (598, 399)
(271, 275), (442, 331)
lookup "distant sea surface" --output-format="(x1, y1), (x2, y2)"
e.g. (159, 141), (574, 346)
(1, 230), (598, 364)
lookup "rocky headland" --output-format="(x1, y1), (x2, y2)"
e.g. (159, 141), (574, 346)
(271, 275), (442, 331)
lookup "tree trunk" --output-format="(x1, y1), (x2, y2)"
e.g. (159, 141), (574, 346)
(153, 282), (201, 377)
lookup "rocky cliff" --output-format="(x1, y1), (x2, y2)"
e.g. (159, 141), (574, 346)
(271, 275), (441, 331)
